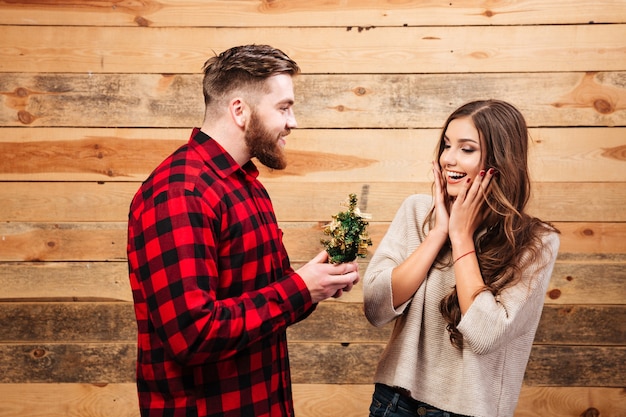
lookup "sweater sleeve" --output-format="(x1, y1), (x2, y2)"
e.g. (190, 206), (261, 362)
(456, 230), (560, 355)
(363, 195), (432, 327)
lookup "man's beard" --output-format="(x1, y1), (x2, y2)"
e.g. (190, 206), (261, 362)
(244, 111), (288, 170)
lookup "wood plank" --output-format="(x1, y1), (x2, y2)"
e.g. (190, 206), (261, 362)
(0, 261), (132, 302)
(524, 345), (626, 387)
(515, 386), (626, 417)
(2, 0), (625, 27)
(547, 261), (626, 305)
(1, 127), (625, 183)
(533, 305), (626, 346)
(0, 302), (137, 343)
(0, 383), (622, 417)
(1, 25), (625, 74)
(0, 181), (624, 223)
(0, 342), (623, 386)
(1, 221), (625, 262)
(2, 257), (625, 305)
(555, 222), (626, 255)
(0, 222), (126, 262)
(295, 385), (626, 417)
(0, 383), (140, 417)
(0, 343), (136, 383)
(2, 73), (625, 128)
(2, 302), (622, 346)
(0, 72), (626, 128)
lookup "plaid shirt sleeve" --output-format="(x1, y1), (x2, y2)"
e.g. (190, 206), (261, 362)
(127, 129), (314, 416)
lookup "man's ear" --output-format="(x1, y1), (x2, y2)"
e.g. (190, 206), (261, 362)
(230, 98), (248, 128)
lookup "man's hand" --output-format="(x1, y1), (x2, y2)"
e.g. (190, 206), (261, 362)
(296, 250), (360, 304)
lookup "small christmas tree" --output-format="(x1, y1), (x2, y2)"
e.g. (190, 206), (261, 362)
(321, 193), (372, 264)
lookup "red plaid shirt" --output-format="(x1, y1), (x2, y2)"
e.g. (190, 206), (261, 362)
(127, 128), (314, 417)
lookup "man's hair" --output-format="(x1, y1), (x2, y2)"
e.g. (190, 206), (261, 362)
(201, 44), (300, 108)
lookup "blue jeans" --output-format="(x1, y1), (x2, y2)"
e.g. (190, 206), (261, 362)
(368, 384), (471, 417)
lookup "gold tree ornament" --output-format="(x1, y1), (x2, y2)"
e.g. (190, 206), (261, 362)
(321, 193), (373, 264)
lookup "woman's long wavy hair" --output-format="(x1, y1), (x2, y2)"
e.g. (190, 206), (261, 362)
(425, 99), (558, 349)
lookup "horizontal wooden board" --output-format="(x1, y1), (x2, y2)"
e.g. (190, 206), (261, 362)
(0, 262), (132, 302)
(514, 386), (626, 417)
(0, 343), (136, 384)
(2, 73), (625, 128)
(524, 345), (626, 387)
(2, 25), (625, 74)
(1, 342), (622, 386)
(546, 261), (626, 305)
(1, 221), (625, 262)
(533, 305), (626, 346)
(1, 257), (624, 305)
(1, 127), (625, 183)
(2, 0), (625, 27)
(1, 302), (622, 346)
(0, 383), (622, 417)
(1, 181), (625, 223)
(0, 303), (137, 343)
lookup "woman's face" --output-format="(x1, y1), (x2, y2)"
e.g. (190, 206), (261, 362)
(439, 116), (485, 198)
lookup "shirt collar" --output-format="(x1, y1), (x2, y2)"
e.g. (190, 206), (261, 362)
(189, 127), (259, 182)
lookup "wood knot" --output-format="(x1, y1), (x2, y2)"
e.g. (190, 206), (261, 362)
(32, 348), (47, 358)
(15, 87), (29, 97)
(134, 15), (151, 27)
(470, 51), (489, 59)
(353, 87), (367, 96)
(593, 99), (613, 114)
(582, 228), (594, 236)
(31, 348), (53, 368)
(548, 289), (561, 300)
(17, 110), (34, 125)
(580, 407), (600, 417)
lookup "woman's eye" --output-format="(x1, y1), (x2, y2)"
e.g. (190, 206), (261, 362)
(462, 148), (476, 153)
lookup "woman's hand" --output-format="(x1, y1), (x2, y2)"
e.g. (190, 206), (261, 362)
(432, 162), (451, 237)
(448, 168), (496, 245)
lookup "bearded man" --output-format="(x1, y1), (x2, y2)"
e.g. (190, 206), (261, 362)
(127, 45), (360, 417)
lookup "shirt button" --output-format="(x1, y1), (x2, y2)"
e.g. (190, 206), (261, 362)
(417, 406), (427, 416)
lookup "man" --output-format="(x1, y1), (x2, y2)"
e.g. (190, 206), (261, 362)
(127, 44), (359, 417)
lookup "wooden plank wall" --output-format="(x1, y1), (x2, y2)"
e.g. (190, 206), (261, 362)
(0, 1), (625, 416)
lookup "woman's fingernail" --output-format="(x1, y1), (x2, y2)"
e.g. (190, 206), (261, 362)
(480, 170), (485, 177)
(488, 168), (495, 175)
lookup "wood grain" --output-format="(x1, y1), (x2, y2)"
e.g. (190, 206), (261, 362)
(1, 221), (626, 262)
(2, 73), (625, 128)
(1, 127), (625, 182)
(1, 302), (622, 346)
(2, 0), (625, 27)
(0, 383), (622, 417)
(1, 25), (625, 74)
(2, 257), (624, 305)
(0, 181), (624, 223)
(1, 342), (622, 386)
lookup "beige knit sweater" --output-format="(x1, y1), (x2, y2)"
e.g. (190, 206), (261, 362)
(363, 194), (559, 417)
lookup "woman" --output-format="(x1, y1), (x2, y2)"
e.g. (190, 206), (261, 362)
(363, 100), (559, 417)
